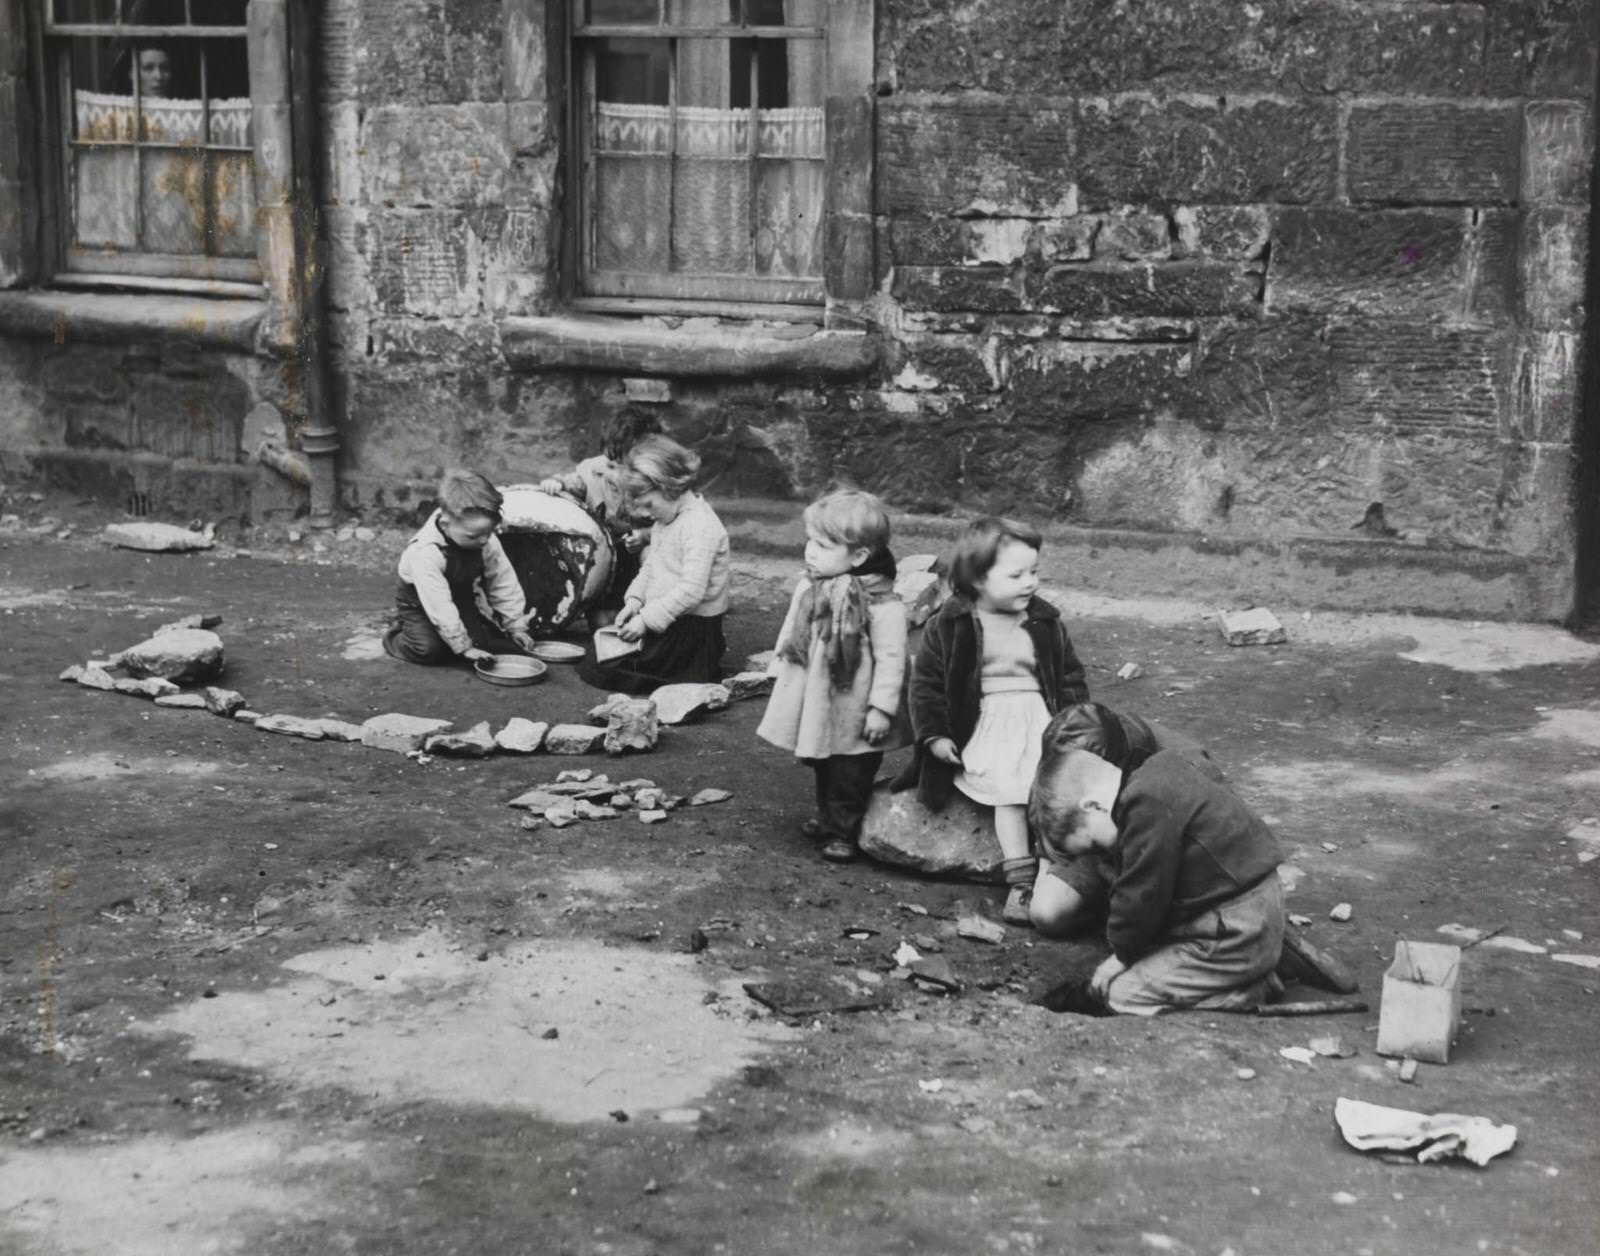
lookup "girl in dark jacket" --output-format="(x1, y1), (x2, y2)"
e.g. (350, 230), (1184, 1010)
(896, 517), (1090, 924)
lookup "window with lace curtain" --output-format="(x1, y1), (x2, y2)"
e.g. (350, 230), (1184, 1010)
(572, 0), (836, 310)
(43, 0), (257, 285)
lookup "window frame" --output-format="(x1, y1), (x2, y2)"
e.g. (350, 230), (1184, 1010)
(561, 0), (872, 322)
(36, 1), (263, 288)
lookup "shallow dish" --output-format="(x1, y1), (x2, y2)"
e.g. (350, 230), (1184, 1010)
(474, 654), (548, 686)
(529, 640), (586, 663)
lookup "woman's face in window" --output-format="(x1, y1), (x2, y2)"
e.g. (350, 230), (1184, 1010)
(136, 49), (173, 98)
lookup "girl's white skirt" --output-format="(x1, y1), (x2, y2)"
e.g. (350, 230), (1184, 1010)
(955, 690), (1051, 807)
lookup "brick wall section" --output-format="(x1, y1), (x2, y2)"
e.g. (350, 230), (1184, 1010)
(867, 0), (1596, 570)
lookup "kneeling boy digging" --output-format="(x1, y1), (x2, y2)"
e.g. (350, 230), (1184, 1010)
(1045, 747), (1286, 1016)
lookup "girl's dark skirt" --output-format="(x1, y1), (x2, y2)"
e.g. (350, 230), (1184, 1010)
(578, 612), (725, 694)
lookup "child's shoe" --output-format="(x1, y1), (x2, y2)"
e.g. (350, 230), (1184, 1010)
(820, 837), (858, 863)
(1002, 884), (1032, 925)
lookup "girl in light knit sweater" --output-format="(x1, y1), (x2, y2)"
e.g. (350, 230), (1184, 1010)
(578, 435), (729, 694)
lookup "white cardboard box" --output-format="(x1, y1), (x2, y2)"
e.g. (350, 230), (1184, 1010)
(1376, 940), (1463, 1064)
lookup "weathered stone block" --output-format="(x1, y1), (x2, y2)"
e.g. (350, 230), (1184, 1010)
(1329, 321), (1505, 434)
(425, 721), (496, 757)
(650, 683), (731, 726)
(1346, 103), (1520, 205)
(356, 0), (502, 106)
(1218, 607), (1288, 646)
(118, 628), (224, 684)
(1521, 208), (1588, 331)
(1030, 263), (1259, 319)
(362, 105), (511, 208)
(1506, 331), (1581, 445)
(1172, 206), (1272, 261)
(1465, 209), (1519, 324)
(1076, 97), (1337, 207)
(154, 693), (209, 709)
(544, 724), (607, 755)
(102, 521), (215, 552)
(201, 687), (246, 716)
(1524, 102), (1594, 205)
(858, 783), (1002, 882)
(725, 671), (775, 702)
(1182, 316), (1335, 433)
(892, 266), (1027, 314)
(368, 210), (480, 317)
(1035, 217), (1099, 263)
(312, 718), (365, 742)
(256, 713), (327, 740)
(898, 336), (1003, 393)
(112, 676), (180, 698)
(878, 99), (1076, 217)
(1094, 211), (1171, 262)
(362, 712), (454, 753)
(1268, 208), (1470, 315)
(603, 698), (660, 756)
(495, 717), (549, 753)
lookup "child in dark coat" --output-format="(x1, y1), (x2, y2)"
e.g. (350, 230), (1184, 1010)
(1045, 746), (1286, 1015)
(896, 517), (1089, 924)
(384, 469), (537, 666)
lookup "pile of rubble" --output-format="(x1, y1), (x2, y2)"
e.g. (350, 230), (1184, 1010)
(509, 769), (733, 829)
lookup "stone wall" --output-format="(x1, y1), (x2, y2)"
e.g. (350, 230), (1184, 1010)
(0, 0), (1592, 617)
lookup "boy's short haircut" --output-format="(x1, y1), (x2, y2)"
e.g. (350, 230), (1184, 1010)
(601, 406), (666, 461)
(804, 488), (891, 554)
(947, 515), (1044, 600)
(623, 434), (700, 499)
(436, 468), (504, 522)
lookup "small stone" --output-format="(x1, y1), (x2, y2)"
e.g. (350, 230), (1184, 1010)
(642, 1178), (660, 1195)
(572, 799), (620, 820)
(495, 718), (548, 753)
(1115, 662), (1145, 681)
(956, 912), (1006, 945)
(311, 718), (364, 742)
(603, 697), (660, 756)
(154, 693), (208, 709)
(75, 665), (117, 691)
(1329, 902), (1353, 922)
(362, 713), (454, 754)
(541, 1027), (559, 1040)
(610, 793), (634, 808)
(118, 628), (225, 684)
(1235, 1068), (1257, 1081)
(1398, 1057), (1419, 1083)
(518, 815), (544, 831)
(655, 1108), (701, 1125)
(545, 724), (607, 754)
(633, 788), (666, 810)
(113, 676), (180, 698)
(650, 683), (730, 725)
(617, 778), (656, 791)
(585, 694), (633, 725)
(689, 788), (732, 806)
(1218, 607), (1287, 647)
(639, 809), (668, 824)
(201, 687), (246, 716)
(538, 777), (614, 796)
(556, 769), (595, 783)
(234, 709), (263, 724)
(725, 671), (775, 701)
(255, 713), (327, 740)
(354, 527), (377, 542)
(102, 521), (215, 552)
(58, 664), (84, 682)
(424, 721), (496, 758)
(545, 803), (579, 828)
(154, 613), (224, 635)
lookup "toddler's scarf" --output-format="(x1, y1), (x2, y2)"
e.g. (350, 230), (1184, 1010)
(779, 549), (898, 690)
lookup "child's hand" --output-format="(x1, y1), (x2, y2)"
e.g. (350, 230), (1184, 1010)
(463, 647), (494, 663)
(1089, 955), (1127, 1000)
(622, 528), (648, 554)
(928, 738), (962, 766)
(615, 618), (645, 643)
(537, 478), (566, 497)
(863, 708), (892, 745)
(509, 630), (538, 654)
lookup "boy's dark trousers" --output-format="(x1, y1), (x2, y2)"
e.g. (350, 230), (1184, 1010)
(385, 586), (519, 665)
(805, 752), (883, 844)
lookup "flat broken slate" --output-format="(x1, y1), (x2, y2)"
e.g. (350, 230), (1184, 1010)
(255, 713), (327, 740)
(689, 788), (732, 806)
(425, 721), (497, 757)
(649, 683), (731, 725)
(544, 724), (607, 754)
(362, 713), (453, 753)
(743, 975), (892, 1016)
(153, 693), (208, 709)
(495, 718), (548, 753)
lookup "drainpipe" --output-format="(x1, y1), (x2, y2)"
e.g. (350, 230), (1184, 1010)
(286, 0), (339, 526)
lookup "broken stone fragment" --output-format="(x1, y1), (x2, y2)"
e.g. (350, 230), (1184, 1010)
(424, 721), (496, 758)
(58, 664), (84, 683)
(907, 955), (962, 994)
(102, 521), (215, 552)
(610, 793), (634, 809)
(75, 666), (118, 692)
(618, 778), (656, 791)
(638, 809), (668, 824)
(255, 713), (327, 740)
(895, 570), (944, 628)
(545, 803), (579, 827)
(117, 628), (225, 684)
(153, 693), (208, 709)
(1218, 607), (1288, 647)
(584, 695), (633, 725)
(725, 671), (775, 701)
(495, 718), (549, 753)
(201, 687), (246, 716)
(155, 612), (224, 635)
(650, 682), (731, 725)
(603, 697), (659, 756)
(572, 799), (620, 820)
(544, 724), (607, 755)
(234, 709), (263, 723)
(1116, 662), (1145, 681)
(537, 777), (614, 797)
(634, 787), (666, 810)
(689, 788), (732, 806)
(556, 768), (595, 783)
(955, 912), (1007, 945)
(312, 718), (364, 742)
(508, 788), (569, 810)
(361, 713), (454, 753)
(113, 676), (180, 698)
(744, 649), (776, 675)
(519, 814), (544, 832)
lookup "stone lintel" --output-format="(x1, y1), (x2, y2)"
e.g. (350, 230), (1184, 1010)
(0, 290), (265, 351)
(501, 314), (880, 379)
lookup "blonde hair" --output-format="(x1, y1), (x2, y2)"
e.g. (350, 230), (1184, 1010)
(436, 468), (503, 522)
(803, 488), (890, 554)
(622, 434), (700, 499)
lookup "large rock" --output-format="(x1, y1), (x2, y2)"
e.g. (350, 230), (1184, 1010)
(603, 698), (659, 756)
(650, 683), (731, 725)
(102, 521), (215, 552)
(495, 718), (549, 753)
(255, 714), (327, 740)
(425, 722), (496, 757)
(858, 783), (1004, 882)
(362, 713), (453, 753)
(896, 570), (944, 627)
(544, 724), (606, 754)
(117, 628), (225, 684)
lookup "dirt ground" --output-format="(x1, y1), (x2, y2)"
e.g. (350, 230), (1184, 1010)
(2, 495), (1598, 1256)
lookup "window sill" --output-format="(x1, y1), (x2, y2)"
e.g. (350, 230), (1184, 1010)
(0, 289), (264, 352)
(500, 313), (880, 379)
